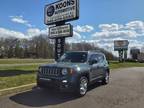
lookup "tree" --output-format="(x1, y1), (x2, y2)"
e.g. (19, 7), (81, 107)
(0, 36), (114, 59)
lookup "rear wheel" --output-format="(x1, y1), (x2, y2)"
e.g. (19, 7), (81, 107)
(102, 71), (109, 85)
(77, 76), (88, 97)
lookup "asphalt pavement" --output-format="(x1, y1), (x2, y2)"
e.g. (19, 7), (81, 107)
(0, 67), (144, 108)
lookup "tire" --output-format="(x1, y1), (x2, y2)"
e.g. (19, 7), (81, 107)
(102, 71), (109, 85)
(77, 76), (88, 97)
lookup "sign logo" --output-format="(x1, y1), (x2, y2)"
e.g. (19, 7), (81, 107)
(47, 5), (55, 17)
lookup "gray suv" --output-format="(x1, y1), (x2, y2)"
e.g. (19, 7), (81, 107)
(37, 51), (110, 96)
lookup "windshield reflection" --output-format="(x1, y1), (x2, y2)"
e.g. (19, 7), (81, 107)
(58, 52), (88, 63)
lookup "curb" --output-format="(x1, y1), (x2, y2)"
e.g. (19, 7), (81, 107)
(0, 83), (36, 97)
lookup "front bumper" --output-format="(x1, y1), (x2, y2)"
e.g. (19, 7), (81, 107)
(37, 76), (78, 92)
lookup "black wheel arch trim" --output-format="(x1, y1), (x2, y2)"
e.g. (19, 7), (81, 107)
(78, 71), (90, 83)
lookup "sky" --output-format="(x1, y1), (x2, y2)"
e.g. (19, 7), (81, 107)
(0, 0), (144, 55)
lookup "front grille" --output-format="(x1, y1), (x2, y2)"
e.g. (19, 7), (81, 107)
(40, 67), (62, 76)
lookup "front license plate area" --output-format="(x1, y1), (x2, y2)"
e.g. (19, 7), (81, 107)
(40, 78), (52, 82)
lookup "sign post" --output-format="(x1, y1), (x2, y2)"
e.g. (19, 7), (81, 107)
(55, 37), (65, 60)
(118, 50), (124, 62)
(114, 40), (129, 62)
(44, 0), (79, 61)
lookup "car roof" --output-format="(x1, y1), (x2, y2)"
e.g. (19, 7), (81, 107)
(66, 51), (88, 53)
(65, 51), (105, 55)
(88, 51), (105, 55)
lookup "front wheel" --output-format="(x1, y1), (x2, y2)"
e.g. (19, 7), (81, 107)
(77, 76), (88, 97)
(102, 72), (109, 85)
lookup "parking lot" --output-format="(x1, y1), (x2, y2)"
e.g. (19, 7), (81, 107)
(0, 67), (144, 108)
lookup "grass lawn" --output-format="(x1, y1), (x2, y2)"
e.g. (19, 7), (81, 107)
(0, 74), (35, 90)
(0, 65), (37, 90)
(0, 59), (144, 90)
(0, 59), (53, 64)
(109, 61), (144, 69)
(0, 59), (53, 90)
(0, 65), (39, 71)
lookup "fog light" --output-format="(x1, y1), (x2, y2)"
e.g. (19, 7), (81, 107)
(62, 80), (68, 83)
(65, 85), (68, 88)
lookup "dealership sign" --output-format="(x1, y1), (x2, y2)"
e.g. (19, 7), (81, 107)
(44, 0), (79, 25)
(44, 0), (79, 60)
(114, 40), (129, 51)
(49, 24), (73, 38)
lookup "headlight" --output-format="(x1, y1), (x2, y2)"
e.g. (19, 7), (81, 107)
(74, 65), (80, 71)
(62, 68), (68, 75)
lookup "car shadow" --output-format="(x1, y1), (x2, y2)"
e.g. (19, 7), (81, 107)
(0, 70), (35, 77)
(10, 82), (103, 107)
(88, 82), (104, 91)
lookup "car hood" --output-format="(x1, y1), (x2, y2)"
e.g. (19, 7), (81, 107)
(40, 62), (90, 71)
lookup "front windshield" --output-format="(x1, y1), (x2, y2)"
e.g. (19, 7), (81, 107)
(58, 52), (88, 63)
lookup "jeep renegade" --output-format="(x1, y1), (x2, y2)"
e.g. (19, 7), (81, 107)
(37, 51), (110, 96)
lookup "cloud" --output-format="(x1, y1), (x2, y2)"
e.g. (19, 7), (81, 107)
(125, 21), (144, 34)
(74, 25), (94, 33)
(73, 31), (82, 39)
(92, 30), (137, 39)
(128, 39), (144, 48)
(10, 15), (34, 27)
(99, 23), (123, 31)
(0, 27), (48, 39)
(27, 28), (48, 38)
(66, 31), (82, 43)
(88, 21), (144, 56)
(92, 20), (144, 39)
(66, 25), (94, 43)
(27, 28), (41, 37)
(0, 27), (26, 39)
(66, 21), (144, 55)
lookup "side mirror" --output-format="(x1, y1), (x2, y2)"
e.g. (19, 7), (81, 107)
(89, 59), (98, 65)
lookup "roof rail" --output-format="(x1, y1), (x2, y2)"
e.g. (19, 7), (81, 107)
(88, 50), (102, 53)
